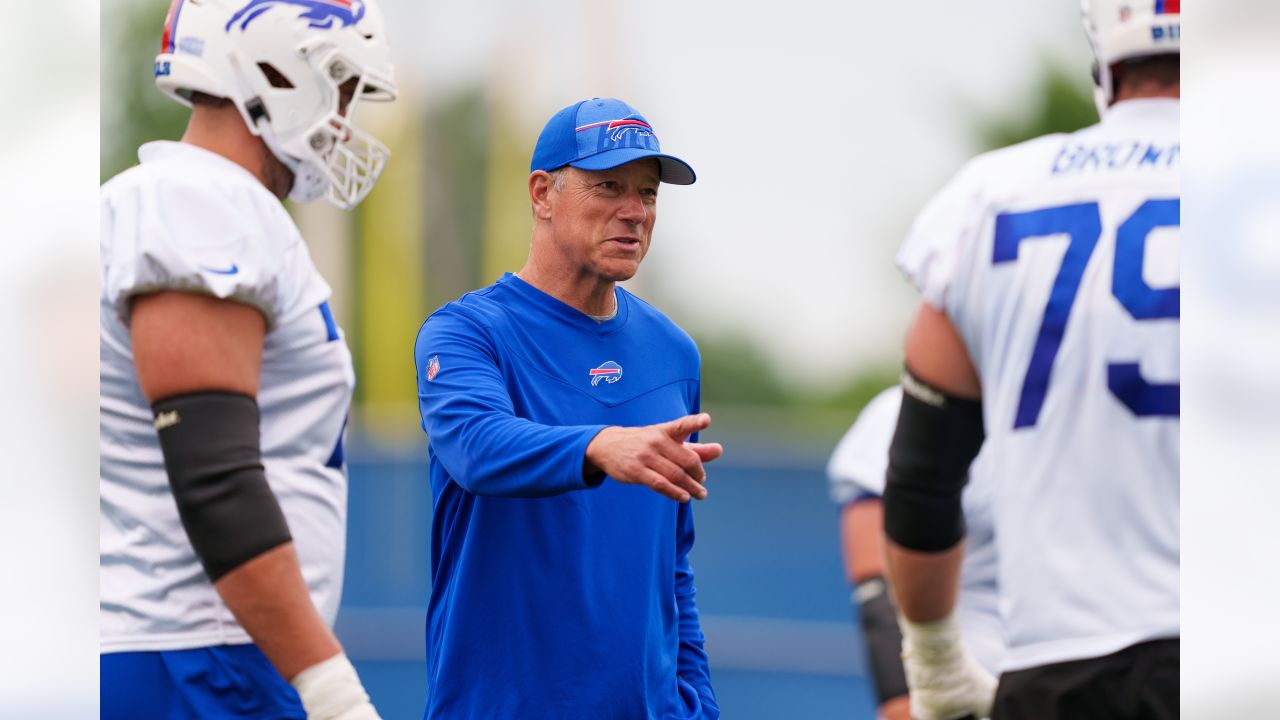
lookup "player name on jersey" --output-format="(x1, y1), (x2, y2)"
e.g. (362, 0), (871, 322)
(1051, 140), (1179, 175)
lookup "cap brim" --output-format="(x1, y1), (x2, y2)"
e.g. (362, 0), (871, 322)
(570, 148), (696, 185)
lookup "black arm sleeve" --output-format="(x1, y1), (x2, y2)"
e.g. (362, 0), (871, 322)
(854, 576), (909, 704)
(882, 368), (985, 552)
(152, 391), (292, 581)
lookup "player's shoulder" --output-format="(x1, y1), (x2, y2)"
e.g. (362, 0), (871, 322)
(836, 384), (904, 454)
(952, 130), (1081, 199)
(105, 143), (296, 243)
(906, 129), (1079, 244)
(104, 141), (261, 197)
(100, 142), (318, 327)
(861, 384), (905, 423)
(826, 384), (904, 497)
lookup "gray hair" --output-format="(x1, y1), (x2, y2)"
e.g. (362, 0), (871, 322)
(548, 167), (568, 191)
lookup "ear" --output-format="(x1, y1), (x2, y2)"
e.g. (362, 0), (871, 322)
(529, 171), (554, 221)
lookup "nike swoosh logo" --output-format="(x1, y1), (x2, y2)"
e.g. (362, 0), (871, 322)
(199, 263), (239, 275)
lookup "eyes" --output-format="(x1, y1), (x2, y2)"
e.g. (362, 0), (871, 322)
(595, 180), (659, 200)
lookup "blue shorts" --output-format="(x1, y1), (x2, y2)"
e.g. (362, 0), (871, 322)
(101, 644), (305, 720)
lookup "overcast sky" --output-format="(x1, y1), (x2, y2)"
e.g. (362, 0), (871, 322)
(376, 0), (1093, 384)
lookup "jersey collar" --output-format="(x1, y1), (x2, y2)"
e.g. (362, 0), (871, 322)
(138, 141), (268, 189)
(499, 273), (629, 335)
(1102, 97), (1180, 125)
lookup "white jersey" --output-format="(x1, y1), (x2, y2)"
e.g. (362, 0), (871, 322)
(896, 99), (1179, 671)
(100, 141), (354, 653)
(828, 386), (1003, 674)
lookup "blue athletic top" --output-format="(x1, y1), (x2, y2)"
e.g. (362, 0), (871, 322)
(414, 273), (718, 720)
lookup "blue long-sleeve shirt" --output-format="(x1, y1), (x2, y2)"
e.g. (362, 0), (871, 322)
(414, 273), (718, 720)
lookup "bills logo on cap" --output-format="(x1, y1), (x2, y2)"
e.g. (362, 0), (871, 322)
(426, 355), (441, 382)
(226, 0), (365, 32)
(589, 361), (623, 387)
(577, 117), (657, 147)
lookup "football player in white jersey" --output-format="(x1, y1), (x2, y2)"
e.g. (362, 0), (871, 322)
(100, 1), (397, 718)
(881, 1), (1179, 718)
(828, 386), (1002, 720)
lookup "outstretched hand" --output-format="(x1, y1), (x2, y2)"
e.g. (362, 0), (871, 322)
(584, 413), (724, 502)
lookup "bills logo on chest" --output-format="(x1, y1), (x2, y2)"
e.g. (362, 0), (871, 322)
(589, 361), (623, 387)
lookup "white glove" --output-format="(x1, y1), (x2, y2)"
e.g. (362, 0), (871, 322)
(290, 653), (382, 720)
(899, 613), (997, 720)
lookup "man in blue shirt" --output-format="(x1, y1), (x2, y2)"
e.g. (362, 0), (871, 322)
(414, 98), (722, 719)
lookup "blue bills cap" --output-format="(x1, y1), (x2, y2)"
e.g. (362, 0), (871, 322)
(530, 98), (696, 185)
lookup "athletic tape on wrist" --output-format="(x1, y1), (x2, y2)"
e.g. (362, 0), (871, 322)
(291, 653), (378, 720)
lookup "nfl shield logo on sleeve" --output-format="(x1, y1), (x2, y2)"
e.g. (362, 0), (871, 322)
(426, 355), (440, 382)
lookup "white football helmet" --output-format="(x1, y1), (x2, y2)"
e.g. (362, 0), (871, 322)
(1082, 0), (1180, 115)
(154, 0), (398, 209)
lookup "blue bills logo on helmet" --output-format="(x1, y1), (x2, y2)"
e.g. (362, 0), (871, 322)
(226, 0), (366, 32)
(589, 361), (623, 387)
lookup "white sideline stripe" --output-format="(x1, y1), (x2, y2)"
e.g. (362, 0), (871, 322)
(336, 608), (865, 677)
(701, 615), (865, 677)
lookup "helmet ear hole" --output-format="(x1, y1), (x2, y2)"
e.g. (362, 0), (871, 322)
(257, 62), (294, 89)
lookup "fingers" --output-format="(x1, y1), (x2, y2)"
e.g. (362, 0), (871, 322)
(594, 420), (722, 502)
(639, 468), (692, 503)
(651, 454), (708, 501)
(660, 412), (711, 442)
(662, 440), (707, 482)
(685, 442), (723, 463)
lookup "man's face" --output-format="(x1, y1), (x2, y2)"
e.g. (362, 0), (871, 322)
(547, 159), (661, 282)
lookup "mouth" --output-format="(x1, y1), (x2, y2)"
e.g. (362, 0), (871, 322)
(604, 236), (642, 250)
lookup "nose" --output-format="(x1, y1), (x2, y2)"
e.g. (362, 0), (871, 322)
(616, 190), (647, 224)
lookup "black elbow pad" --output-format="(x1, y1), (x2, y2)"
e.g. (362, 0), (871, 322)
(152, 391), (292, 581)
(883, 369), (984, 552)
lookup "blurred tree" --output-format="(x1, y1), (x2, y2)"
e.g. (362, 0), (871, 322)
(101, 0), (188, 182)
(482, 98), (535, 284)
(973, 61), (1097, 151)
(695, 334), (791, 408)
(421, 89), (490, 312)
(799, 366), (901, 415)
(351, 104), (427, 439)
(691, 60), (1097, 420)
